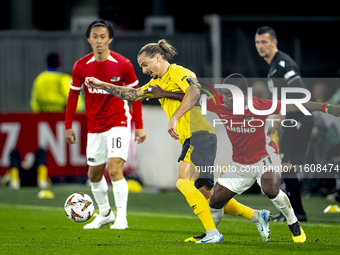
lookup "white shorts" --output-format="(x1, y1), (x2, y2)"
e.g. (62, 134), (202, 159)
(86, 126), (131, 166)
(217, 153), (281, 195)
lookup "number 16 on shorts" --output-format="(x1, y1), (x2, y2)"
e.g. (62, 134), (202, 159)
(87, 127), (131, 165)
(107, 126), (131, 161)
(112, 137), (122, 149)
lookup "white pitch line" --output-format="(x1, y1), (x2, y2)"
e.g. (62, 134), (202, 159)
(1, 204), (340, 228)
(0, 204), (62, 211)
(0, 204), (199, 220)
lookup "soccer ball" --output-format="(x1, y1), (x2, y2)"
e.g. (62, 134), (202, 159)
(64, 192), (95, 222)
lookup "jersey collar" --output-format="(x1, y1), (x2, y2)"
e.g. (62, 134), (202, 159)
(86, 54), (118, 65)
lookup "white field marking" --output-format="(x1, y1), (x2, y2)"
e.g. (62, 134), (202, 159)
(0, 204), (237, 221)
(0, 204), (199, 220)
(0, 204), (63, 211)
(1, 204), (340, 228)
(265, 220), (340, 228)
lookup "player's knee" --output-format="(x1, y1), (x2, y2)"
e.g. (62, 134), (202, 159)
(209, 195), (224, 209)
(198, 185), (213, 200)
(108, 158), (124, 181)
(87, 165), (105, 182)
(87, 171), (101, 182)
(262, 184), (279, 199)
(108, 168), (123, 181)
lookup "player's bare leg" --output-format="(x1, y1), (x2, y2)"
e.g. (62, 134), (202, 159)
(198, 186), (213, 200)
(177, 161), (223, 243)
(108, 157), (129, 230)
(198, 185), (259, 221)
(84, 164), (115, 229)
(261, 171), (306, 242)
(88, 164), (106, 182)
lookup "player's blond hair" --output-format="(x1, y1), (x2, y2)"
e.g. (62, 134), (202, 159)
(138, 39), (177, 60)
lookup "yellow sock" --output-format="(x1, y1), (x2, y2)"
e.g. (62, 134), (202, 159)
(37, 165), (48, 180)
(177, 179), (216, 231)
(223, 198), (254, 220)
(10, 167), (20, 181)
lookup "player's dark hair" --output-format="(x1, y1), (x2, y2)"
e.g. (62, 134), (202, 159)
(138, 39), (177, 60)
(223, 73), (248, 92)
(86, 19), (114, 39)
(256, 26), (277, 40)
(47, 52), (60, 68)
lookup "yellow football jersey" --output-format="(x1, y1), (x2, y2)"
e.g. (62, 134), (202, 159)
(141, 64), (215, 145)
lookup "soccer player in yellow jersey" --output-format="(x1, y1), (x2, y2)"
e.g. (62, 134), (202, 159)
(84, 39), (270, 243)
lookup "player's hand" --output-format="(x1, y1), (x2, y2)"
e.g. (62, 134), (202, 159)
(168, 117), (179, 140)
(135, 129), (146, 144)
(65, 128), (76, 144)
(144, 85), (164, 101)
(84, 77), (104, 89)
(331, 104), (340, 117)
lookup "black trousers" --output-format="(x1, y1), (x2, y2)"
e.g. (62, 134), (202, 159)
(9, 148), (46, 186)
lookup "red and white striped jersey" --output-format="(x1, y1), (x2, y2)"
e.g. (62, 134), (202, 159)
(207, 95), (281, 164)
(65, 51), (143, 133)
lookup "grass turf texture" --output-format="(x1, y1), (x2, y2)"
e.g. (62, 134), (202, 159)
(1, 185), (340, 254)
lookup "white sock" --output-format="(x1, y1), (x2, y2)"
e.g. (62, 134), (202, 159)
(270, 189), (298, 225)
(112, 178), (128, 221)
(89, 177), (110, 216)
(207, 228), (220, 235)
(210, 207), (224, 230)
(251, 210), (259, 223)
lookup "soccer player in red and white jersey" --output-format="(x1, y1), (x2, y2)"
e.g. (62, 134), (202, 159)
(207, 73), (340, 243)
(65, 19), (146, 230)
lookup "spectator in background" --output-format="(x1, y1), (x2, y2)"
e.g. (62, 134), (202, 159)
(27, 53), (84, 193)
(30, 52), (84, 113)
(7, 148), (51, 191)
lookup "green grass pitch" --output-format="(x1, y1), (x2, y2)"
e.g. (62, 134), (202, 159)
(1, 185), (340, 254)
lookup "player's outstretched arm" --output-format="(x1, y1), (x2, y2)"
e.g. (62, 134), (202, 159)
(144, 85), (185, 101)
(145, 85), (203, 107)
(286, 102), (340, 117)
(84, 77), (147, 101)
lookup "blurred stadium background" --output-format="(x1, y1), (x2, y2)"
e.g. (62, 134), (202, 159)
(1, 0), (340, 194)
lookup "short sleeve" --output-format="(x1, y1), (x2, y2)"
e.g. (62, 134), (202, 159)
(123, 60), (139, 88)
(171, 65), (198, 93)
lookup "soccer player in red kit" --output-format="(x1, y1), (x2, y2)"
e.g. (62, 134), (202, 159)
(207, 73), (340, 243)
(65, 19), (146, 230)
